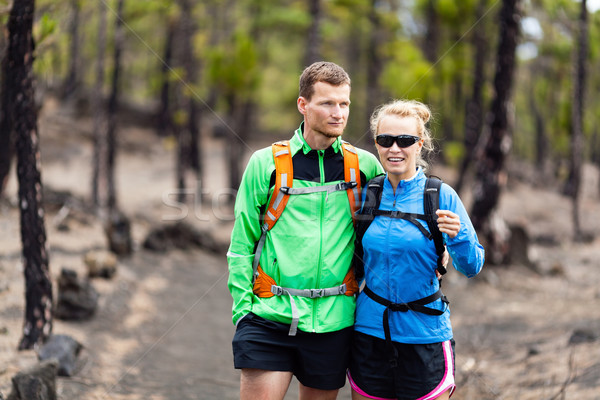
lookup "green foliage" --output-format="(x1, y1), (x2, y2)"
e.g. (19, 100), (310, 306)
(380, 40), (435, 101)
(207, 32), (260, 99)
(442, 140), (465, 168)
(34, 13), (57, 46)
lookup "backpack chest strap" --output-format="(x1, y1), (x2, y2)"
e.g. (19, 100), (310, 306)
(372, 209), (433, 239)
(280, 181), (357, 196)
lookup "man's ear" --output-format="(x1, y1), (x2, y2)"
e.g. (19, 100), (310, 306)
(297, 97), (307, 115)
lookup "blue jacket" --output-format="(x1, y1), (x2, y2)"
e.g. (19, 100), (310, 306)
(354, 168), (485, 344)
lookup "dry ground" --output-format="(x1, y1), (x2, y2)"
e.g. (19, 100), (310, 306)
(1, 101), (599, 399)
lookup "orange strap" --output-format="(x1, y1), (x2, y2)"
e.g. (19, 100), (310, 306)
(263, 141), (293, 231)
(253, 265), (277, 298)
(342, 268), (359, 296)
(341, 141), (361, 226)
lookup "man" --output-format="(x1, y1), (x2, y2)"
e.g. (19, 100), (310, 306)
(227, 61), (383, 400)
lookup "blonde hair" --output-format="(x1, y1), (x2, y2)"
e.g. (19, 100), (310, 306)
(370, 99), (435, 171)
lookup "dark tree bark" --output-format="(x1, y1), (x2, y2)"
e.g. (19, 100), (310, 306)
(530, 86), (548, 182)
(179, 0), (201, 179)
(173, 0), (201, 203)
(5, 0), (53, 350)
(106, 0), (125, 211)
(470, 0), (522, 264)
(91, 0), (108, 208)
(566, 0), (588, 240)
(156, 19), (175, 138)
(363, 0), (384, 149)
(62, 0), (81, 100)
(455, 0), (488, 194)
(304, 0), (322, 67)
(0, 67), (13, 197)
(422, 0), (440, 64)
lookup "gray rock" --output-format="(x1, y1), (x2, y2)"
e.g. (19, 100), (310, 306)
(37, 334), (82, 377)
(6, 359), (58, 400)
(568, 328), (597, 345)
(104, 210), (133, 256)
(55, 269), (98, 320)
(84, 250), (118, 279)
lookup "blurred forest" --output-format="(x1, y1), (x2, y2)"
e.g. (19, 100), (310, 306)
(1, 0), (599, 206)
(1, 0), (600, 348)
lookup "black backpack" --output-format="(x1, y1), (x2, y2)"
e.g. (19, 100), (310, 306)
(353, 174), (446, 281)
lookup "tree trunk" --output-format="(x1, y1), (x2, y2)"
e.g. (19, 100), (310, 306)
(455, 0), (487, 194)
(364, 0), (383, 149)
(92, 0), (108, 208)
(530, 86), (548, 183)
(422, 0), (440, 64)
(62, 0), (81, 100)
(226, 95), (244, 194)
(156, 19), (175, 138)
(304, 0), (322, 67)
(567, 0), (588, 241)
(0, 64), (13, 197)
(470, 0), (521, 264)
(106, 0), (125, 211)
(6, 0), (53, 350)
(179, 0), (201, 180)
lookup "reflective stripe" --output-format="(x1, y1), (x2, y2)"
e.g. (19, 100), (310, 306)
(274, 149), (289, 157)
(349, 168), (359, 207)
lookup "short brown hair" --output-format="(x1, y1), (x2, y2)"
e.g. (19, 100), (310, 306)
(299, 61), (351, 100)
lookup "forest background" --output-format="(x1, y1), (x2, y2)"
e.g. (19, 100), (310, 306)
(1, 0), (600, 398)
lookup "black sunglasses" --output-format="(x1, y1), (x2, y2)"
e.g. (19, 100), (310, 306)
(375, 134), (420, 148)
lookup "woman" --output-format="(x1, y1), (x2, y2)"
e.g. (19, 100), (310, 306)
(348, 99), (485, 400)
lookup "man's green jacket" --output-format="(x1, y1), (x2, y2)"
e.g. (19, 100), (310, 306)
(227, 125), (383, 333)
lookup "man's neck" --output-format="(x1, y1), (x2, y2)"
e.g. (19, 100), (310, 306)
(303, 128), (337, 151)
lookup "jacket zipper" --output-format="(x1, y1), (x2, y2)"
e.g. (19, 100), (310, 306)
(313, 149), (326, 332)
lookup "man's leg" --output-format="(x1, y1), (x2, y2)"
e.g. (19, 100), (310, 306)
(240, 368), (293, 400)
(298, 381), (339, 400)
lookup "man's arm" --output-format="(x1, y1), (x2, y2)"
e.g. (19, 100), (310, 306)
(227, 150), (271, 325)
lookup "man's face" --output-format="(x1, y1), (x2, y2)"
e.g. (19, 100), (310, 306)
(298, 81), (351, 140)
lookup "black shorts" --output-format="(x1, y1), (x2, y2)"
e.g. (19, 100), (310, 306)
(348, 331), (455, 400)
(232, 312), (352, 390)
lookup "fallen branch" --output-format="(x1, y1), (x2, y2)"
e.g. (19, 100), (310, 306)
(548, 351), (576, 400)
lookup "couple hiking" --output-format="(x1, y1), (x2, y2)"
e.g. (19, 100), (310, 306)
(227, 61), (485, 400)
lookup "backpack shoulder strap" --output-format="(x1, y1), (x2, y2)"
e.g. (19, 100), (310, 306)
(356, 174), (385, 242)
(424, 177), (446, 275)
(341, 141), (361, 225)
(263, 141), (293, 231)
(353, 174), (385, 282)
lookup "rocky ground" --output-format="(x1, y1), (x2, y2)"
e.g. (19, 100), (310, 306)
(1, 101), (599, 399)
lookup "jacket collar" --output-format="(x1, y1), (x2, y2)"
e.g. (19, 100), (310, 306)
(291, 122), (343, 156)
(384, 167), (426, 192)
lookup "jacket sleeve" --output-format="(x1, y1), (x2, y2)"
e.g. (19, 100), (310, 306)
(440, 183), (485, 278)
(227, 149), (272, 325)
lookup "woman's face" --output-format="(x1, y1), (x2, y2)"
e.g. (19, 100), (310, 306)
(375, 114), (423, 183)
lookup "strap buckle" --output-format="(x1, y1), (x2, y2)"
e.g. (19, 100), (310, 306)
(336, 181), (357, 191)
(280, 186), (291, 195)
(310, 289), (324, 298)
(271, 285), (284, 296)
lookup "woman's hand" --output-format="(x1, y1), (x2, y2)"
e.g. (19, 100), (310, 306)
(436, 209), (460, 239)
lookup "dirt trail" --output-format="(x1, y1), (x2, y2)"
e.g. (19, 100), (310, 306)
(1, 103), (600, 399)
